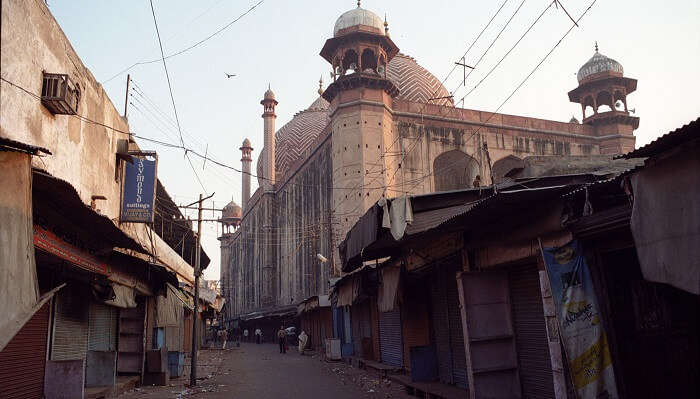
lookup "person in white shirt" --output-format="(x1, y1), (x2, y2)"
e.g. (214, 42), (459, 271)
(255, 327), (262, 344)
(243, 328), (249, 342)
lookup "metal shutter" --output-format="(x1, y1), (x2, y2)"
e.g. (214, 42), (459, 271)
(446, 263), (468, 389)
(0, 301), (50, 399)
(431, 272), (453, 384)
(88, 302), (118, 351)
(509, 263), (555, 398)
(52, 288), (89, 361)
(379, 308), (403, 367)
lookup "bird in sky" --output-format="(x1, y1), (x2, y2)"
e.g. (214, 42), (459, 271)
(225, 73), (236, 78)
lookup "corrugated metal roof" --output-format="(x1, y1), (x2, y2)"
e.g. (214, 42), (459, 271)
(618, 118), (699, 159)
(0, 136), (51, 155)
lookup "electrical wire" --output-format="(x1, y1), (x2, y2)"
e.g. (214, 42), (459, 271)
(102, 0), (265, 84)
(149, 0), (207, 191)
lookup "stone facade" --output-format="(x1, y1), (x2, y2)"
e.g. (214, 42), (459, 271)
(219, 4), (639, 321)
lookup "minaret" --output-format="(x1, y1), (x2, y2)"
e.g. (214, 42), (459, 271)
(568, 43), (638, 154)
(261, 86), (277, 190)
(240, 138), (253, 209)
(320, 2), (400, 244)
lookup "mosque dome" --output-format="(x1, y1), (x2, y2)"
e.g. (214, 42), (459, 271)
(334, 3), (385, 37)
(256, 54), (453, 184)
(263, 88), (276, 101)
(577, 50), (623, 83)
(388, 54), (454, 107)
(257, 96), (331, 185)
(222, 200), (242, 220)
(242, 138), (252, 148)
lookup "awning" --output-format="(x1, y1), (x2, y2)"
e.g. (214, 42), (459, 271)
(104, 283), (137, 309)
(296, 295), (331, 315)
(32, 169), (145, 253)
(239, 305), (297, 321)
(340, 184), (578, 272)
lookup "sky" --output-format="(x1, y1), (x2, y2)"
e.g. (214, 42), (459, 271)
(48, 0), (700, 281)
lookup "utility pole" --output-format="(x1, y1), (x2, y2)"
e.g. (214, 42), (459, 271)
(124, 74), (131, 118)
(185, 192), (215, 387)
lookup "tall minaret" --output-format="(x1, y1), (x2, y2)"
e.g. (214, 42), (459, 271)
(261, 86), (277, 190)
(240, 138), (253, 209)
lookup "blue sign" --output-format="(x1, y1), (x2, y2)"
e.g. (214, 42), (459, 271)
(120, 156), (157, 223)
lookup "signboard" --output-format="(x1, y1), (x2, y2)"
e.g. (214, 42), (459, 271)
(542, 241), (618, 399)
(120, 155), (157, 223)
(34, 225), (111, 275)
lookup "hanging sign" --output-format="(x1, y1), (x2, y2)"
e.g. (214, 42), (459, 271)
(120, 154), (157, 223)
(542, 241), (618, 399)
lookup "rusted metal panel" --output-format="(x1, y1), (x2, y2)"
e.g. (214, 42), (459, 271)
(0, 301), (50, 399)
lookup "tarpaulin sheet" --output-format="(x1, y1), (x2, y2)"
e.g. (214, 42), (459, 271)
(104, 283), (137, 308)
(337, 275), (361, 307)
(156, 288), (183, 327)
(377, 265), (401, 312)
(543, 241), (618, 399)
(630, 150), (700, 295)
(0, 151), (39, 351)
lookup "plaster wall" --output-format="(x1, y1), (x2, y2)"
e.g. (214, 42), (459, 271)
(0, 0), (194, 283)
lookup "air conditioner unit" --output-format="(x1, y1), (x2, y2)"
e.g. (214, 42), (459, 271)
(41, 72), (80, 115)
(326, 338), (341, 360)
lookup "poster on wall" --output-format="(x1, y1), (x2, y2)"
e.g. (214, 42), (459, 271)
(542, 240), (619, 399)
(120, 153), (157, 223)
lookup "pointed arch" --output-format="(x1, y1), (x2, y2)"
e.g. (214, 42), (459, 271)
(433, 150), (480, 192)
(492, 155), (525, 184)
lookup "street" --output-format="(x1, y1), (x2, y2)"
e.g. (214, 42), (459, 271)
(119, 343), (408, 399)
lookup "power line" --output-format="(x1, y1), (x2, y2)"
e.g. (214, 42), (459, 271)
(449, 0), (529, 99)
(149, 0), (206, 193)
(402, 0), (600, 193)
(102, 0), (265, 84)
(456, 0), (557, 105)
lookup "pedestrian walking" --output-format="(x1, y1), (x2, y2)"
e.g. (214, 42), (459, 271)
(277, 325), (287, 354)
(255, 327), (262, 344)
(243, 328), (249, 342)
(221, 328), (228, 350)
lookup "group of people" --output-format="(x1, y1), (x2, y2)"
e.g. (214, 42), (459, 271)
(221, 325), (308, 355)
(242, 327), (263, 344)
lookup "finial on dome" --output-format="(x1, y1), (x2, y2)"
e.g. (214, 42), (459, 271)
(357, 0), (361, 8)
(595, 41), (599, 52)
(318, 75), (324, 95)
(384, 13), (390, 36)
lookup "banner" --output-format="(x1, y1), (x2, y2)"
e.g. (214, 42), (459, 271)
(542, 241), (618, 399)
(120, 155), (157, 223)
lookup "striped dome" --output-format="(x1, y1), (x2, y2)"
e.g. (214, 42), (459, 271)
(257, 54), (452, 184)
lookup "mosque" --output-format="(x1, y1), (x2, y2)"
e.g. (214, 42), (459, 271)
(218, 2), (639, 324)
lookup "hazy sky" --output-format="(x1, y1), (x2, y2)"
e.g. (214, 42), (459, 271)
(49, 0), (700, 280)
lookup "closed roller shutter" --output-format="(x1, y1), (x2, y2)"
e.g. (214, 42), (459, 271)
(88, 301), (118, 351)
(0, 301), (50, 399)
(52, 288), (89, 361)
(379, 308), (403, 367)
(509, 263), (555, 398)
